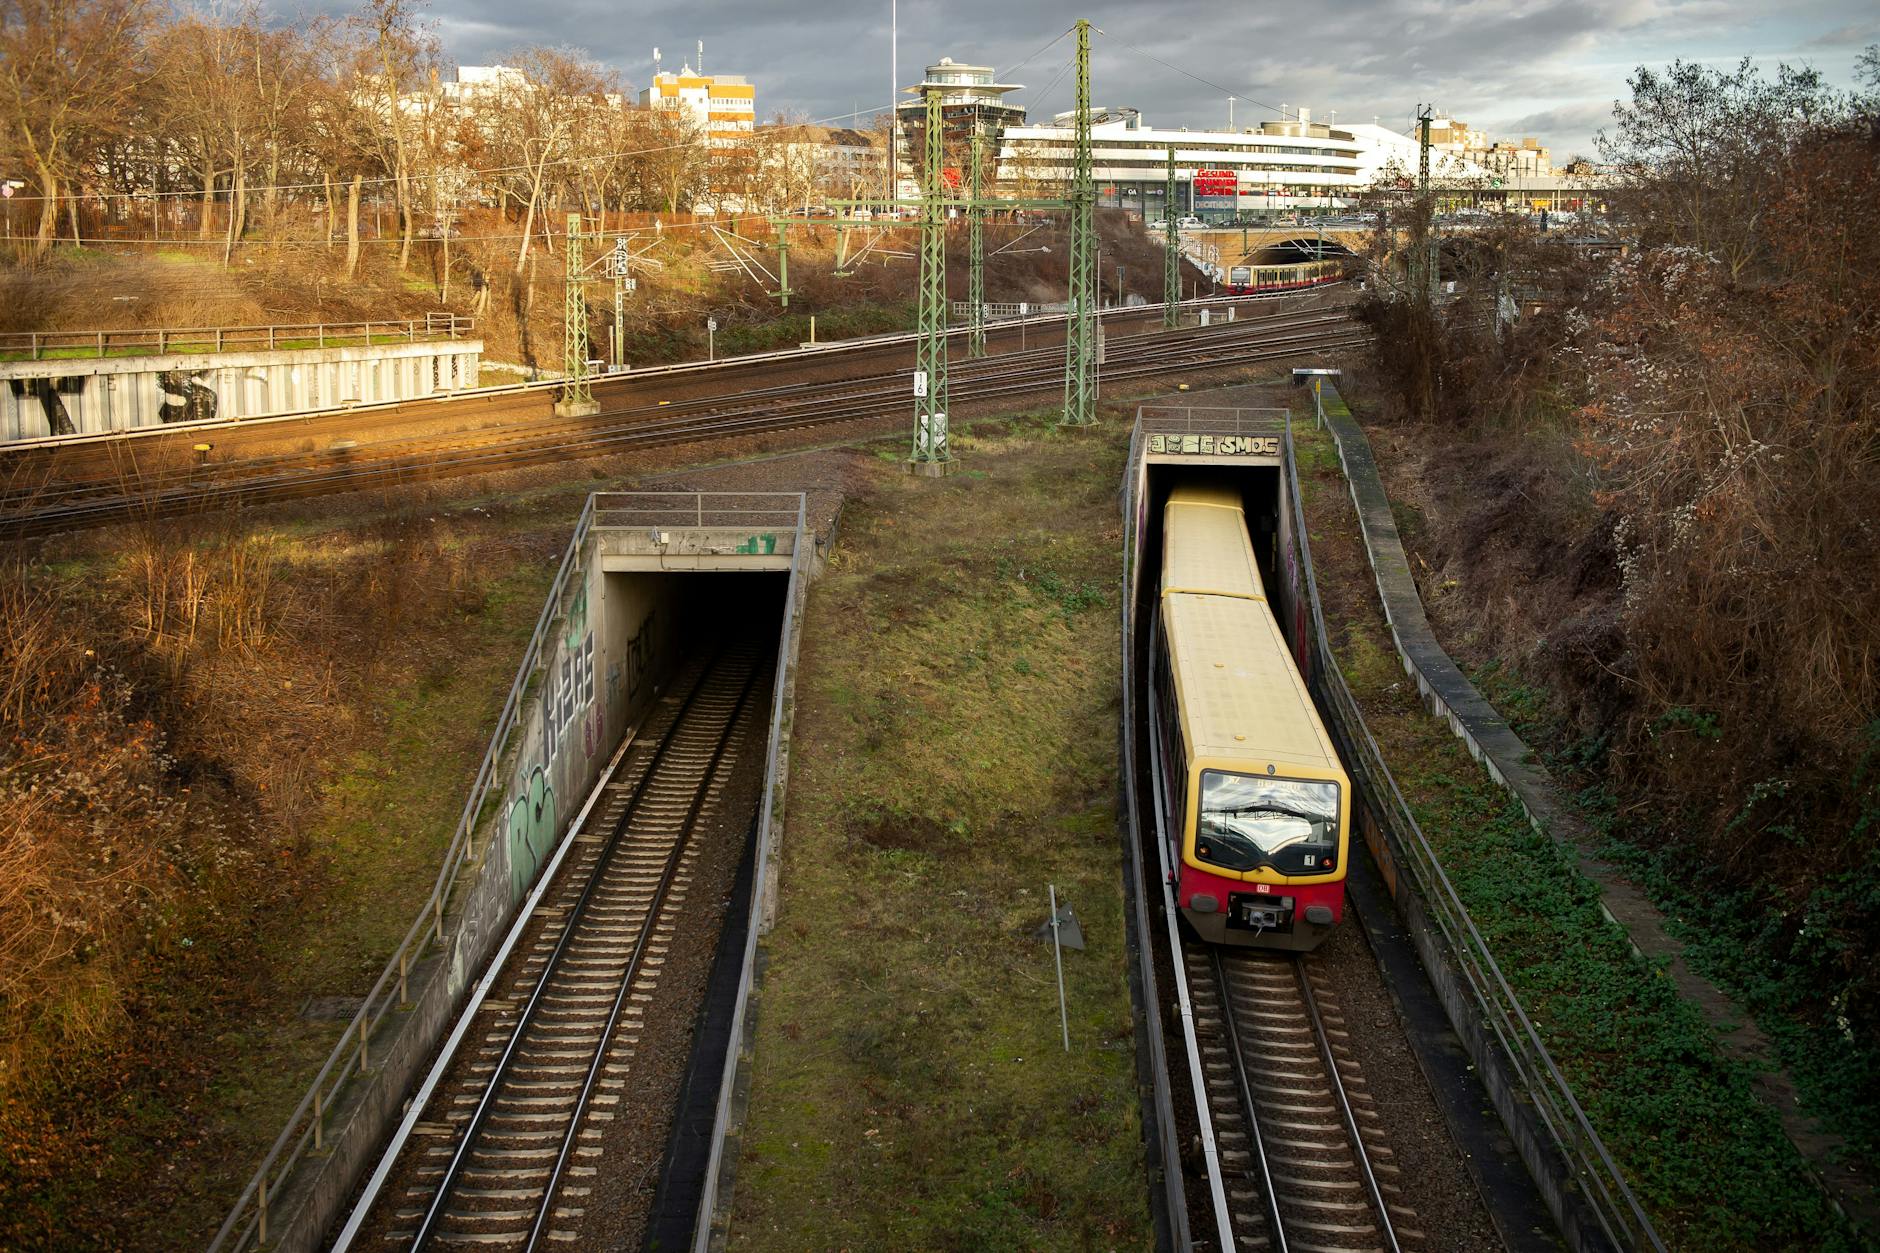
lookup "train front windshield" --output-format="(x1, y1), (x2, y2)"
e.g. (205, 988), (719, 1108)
(1195, 772), (1339, 875)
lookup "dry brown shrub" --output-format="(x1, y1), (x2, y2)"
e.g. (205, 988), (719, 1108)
(0, 562), (191, 1075)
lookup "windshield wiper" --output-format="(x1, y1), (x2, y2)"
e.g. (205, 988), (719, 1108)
(1210, 804), (1325, 823)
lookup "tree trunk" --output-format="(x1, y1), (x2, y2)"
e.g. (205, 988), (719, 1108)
(324, 171), (335, 246)
(264, 147), (281, 237)
(345, 173), (362, 278)
(67, 191), (81, 245)
(33, 166), (57, 256)
(397, 168), (412, 272)
(199, 160), (216, 240)
(223, 163), (245, 267)
(514, 184), (539, 277)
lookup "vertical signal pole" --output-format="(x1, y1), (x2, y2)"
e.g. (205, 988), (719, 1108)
(557, 213), (597, 416)
(1417, 104), (1436, 305)
(610, 236), (628, 370)
(1163, 144), (1179, 328)
(909, 83), (952, 473)
(968, 124), (987, 358)
(1060, 18), (1097, 428)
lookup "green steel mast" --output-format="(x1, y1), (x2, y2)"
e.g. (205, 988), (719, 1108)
(1059, 18), (1097, 427)
(909, 84), (952, 472)
(968, 124), (986, 358)
(557, 212), (597, 416)
(1163, 144), (1179, 328)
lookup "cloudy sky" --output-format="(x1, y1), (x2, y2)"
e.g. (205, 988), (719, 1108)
(311, 0), (1876, 157)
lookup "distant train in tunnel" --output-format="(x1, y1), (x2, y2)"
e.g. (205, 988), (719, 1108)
(1150, 483), (1350, 951)
(1220, 261), (1347, 295)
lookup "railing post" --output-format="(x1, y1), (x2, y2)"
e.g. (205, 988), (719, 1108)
(312, 1087), (324, 1151)
(258, 1172), (268, 1245)
(97, 331), (105, 358)
(318, 325), (325, 349)
(358, 1015), (369, 1073)
(433, 891), (445, 943)
(215, 328), (224, 352)
(268, 325), (276, 350)
(398, 950), (409, 1005)
(158, 329), (166, 355)
(30, 332), (39, 360)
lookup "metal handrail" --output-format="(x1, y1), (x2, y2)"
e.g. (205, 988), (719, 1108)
(208, 491), (600, 1253)
(589, 491), (804, 531)
(0, 316), (473, 361)
(1281, 425), (1664, 1253)
(1139, 405), (1290, 437)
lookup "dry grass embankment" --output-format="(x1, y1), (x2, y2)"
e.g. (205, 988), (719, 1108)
(0, 485), (591, 1249)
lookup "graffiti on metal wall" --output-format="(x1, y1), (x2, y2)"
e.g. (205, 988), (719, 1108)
(156, 369), (218, 424)
(7, 377), (81, 436)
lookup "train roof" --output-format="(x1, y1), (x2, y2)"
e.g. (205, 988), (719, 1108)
(1161, 484), (1267, 601)
(1164, 591), (1341, 773)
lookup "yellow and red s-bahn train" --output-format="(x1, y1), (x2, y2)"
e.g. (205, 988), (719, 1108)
(1151, 482), (1351, 951)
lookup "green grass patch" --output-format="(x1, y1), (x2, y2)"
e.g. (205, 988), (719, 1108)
(1294, 417), (1859, 1250)
(729, 422), (1149, 1250)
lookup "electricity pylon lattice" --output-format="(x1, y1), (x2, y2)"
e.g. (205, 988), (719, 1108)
(557, 212), (598, 416)
(1163, 144), (1179, 328)
(968, 126), (986, 359)
(910, 84), (952, 472)
(1060, 18), (1097, 428)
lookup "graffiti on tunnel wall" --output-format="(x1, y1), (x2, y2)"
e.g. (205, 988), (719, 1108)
(506, 766), (558, 901)
(505, 580), (598, 901)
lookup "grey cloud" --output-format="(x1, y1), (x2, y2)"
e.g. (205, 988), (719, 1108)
(271, 0), (1878, 156)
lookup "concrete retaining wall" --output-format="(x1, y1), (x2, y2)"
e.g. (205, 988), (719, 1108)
(0, 339), (482, 442)
(263, 531), (670, 1253)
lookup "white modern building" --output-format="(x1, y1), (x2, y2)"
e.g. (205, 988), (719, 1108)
(997, 108), (1496, 219)
(641, 66), (756, 149)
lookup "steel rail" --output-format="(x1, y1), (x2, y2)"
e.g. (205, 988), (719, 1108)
(407, 645), (732, 1249)
(8, 319), (1366, 537)
(0, 283), (1348, 457)
(1295, 956), (1402, 1253)
(1210, 948), (1291, 1253)
(521, 657), (763, 1253)
(0, 298), (1355, 508)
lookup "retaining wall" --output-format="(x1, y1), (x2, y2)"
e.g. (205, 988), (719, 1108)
(260, 528), (669, 1253)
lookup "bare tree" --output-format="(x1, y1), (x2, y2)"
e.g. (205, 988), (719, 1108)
(473, 48), (611, 275)
(1598, 57), (1834, 281)
(0, 0), (150, 254)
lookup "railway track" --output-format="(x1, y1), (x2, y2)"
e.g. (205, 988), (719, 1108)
(0, 299), (1363, 537)
(341, 637), (769, 1251)
(1185, 944), (1417, 1253)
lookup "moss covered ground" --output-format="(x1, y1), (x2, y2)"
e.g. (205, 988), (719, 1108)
(727, 411), (1151, 1251)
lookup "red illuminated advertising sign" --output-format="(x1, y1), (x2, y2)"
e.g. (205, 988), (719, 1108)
(1194, 168), (1238, 196)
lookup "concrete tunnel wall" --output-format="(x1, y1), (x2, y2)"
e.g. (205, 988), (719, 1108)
(276, 550), (794, 1252)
